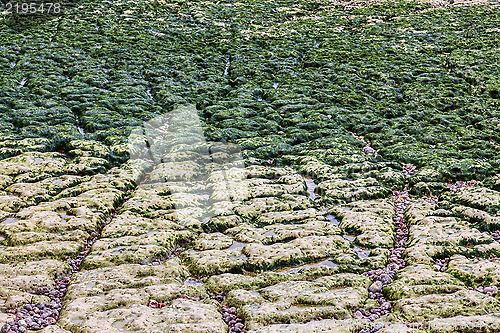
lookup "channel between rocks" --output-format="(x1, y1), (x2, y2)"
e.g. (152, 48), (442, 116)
(354, 189), (411, 331)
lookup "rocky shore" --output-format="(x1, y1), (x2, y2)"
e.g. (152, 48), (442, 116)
(1, 0), (500, 332)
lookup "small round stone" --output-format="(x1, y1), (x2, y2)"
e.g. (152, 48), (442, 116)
(369, 281), (383, 293)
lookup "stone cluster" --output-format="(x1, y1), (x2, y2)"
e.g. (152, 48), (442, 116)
(472, 286), (499, 297)
(434, 258), (449, 272)
(402, 164), (417, 176)
(221, 305), (245, 333)
(447, 180), (479, 193)
(356, 190), (411, 324)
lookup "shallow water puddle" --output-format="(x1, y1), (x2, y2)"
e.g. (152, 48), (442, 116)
(224, 56), (230, 75)
(146, 88), (155, 101)
(228, 241), (249, 260)
(0, 217), (18, 225)
(263, 230), (278, 237)
(110, 245), (129, 255)
(85, 281), (96, 288)
(304, 178), (317, 200)
(112, 319), (126, 329)
(17, 77), (27, 88)
(277, 259), (337, 274)
(354, 246), (371, 259)
(184, 277), (204, 286)
(59, 212), (72, 220)
(228, 241), (247, 252)
(325, 214), (340, 226)
(342, 234), (356, 242)
(193, 191), (210, 200)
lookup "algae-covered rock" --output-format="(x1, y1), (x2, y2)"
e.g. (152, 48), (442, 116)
(60, 300), (227, 333)
(190, 232), (234, 251)
(452, 187), (500, 214)
(227, 220), (342, 245)
(6, 175), (86, 205)
(0, 152), (67, 177)
(240, 294), (362, 330)
(205, 273), (267, 294)
(333, 200), (395, 249)
(66, 140), (112, 160)
(257, 280), (368, 307)
(405, 215), (500, 265)
(146, 161), (202, 183)
(317, 178), (391, 203)
(234, 195), (312, 220)
(447, 254), (500, 286)
(3, 0), (500, 332)
(393, 289), (500, 322)
(384, 265), (465, 300)
(203, 215), (243, 232)
(256, 208), (322, 226)
(82, 229), (191, 268)
(314, 273), (372, 289)
(245, 318), (369, 333)
(426, 313), (500, 333)
(243, 235), (350, 270)
(224, 289), (266, 308)
(5, 292), (51, 309)
(453, 205), (500, 230)
(100, 211), (185, 238)
(180, 248), (249, 277)
(66, 259), (189, 301)
(0, 240), (83, 263)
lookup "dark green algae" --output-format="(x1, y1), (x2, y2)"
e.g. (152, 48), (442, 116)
(0, 0), (499, 187)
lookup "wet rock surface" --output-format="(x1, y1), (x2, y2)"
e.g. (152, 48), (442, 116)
(1, 0), (500, 332)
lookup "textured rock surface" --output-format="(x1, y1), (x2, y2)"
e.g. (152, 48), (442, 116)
(1, 0), (500, 332)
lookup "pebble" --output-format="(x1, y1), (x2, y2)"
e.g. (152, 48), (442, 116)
(447, 180), (478, 193)
(482, 286), (498, 296)
(380, 302), (391, 310)
(353, 310), (364, 319)
(379, 273), (392, 284)
(363, 146), (378, 154)
(369, 281), (383, 293)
